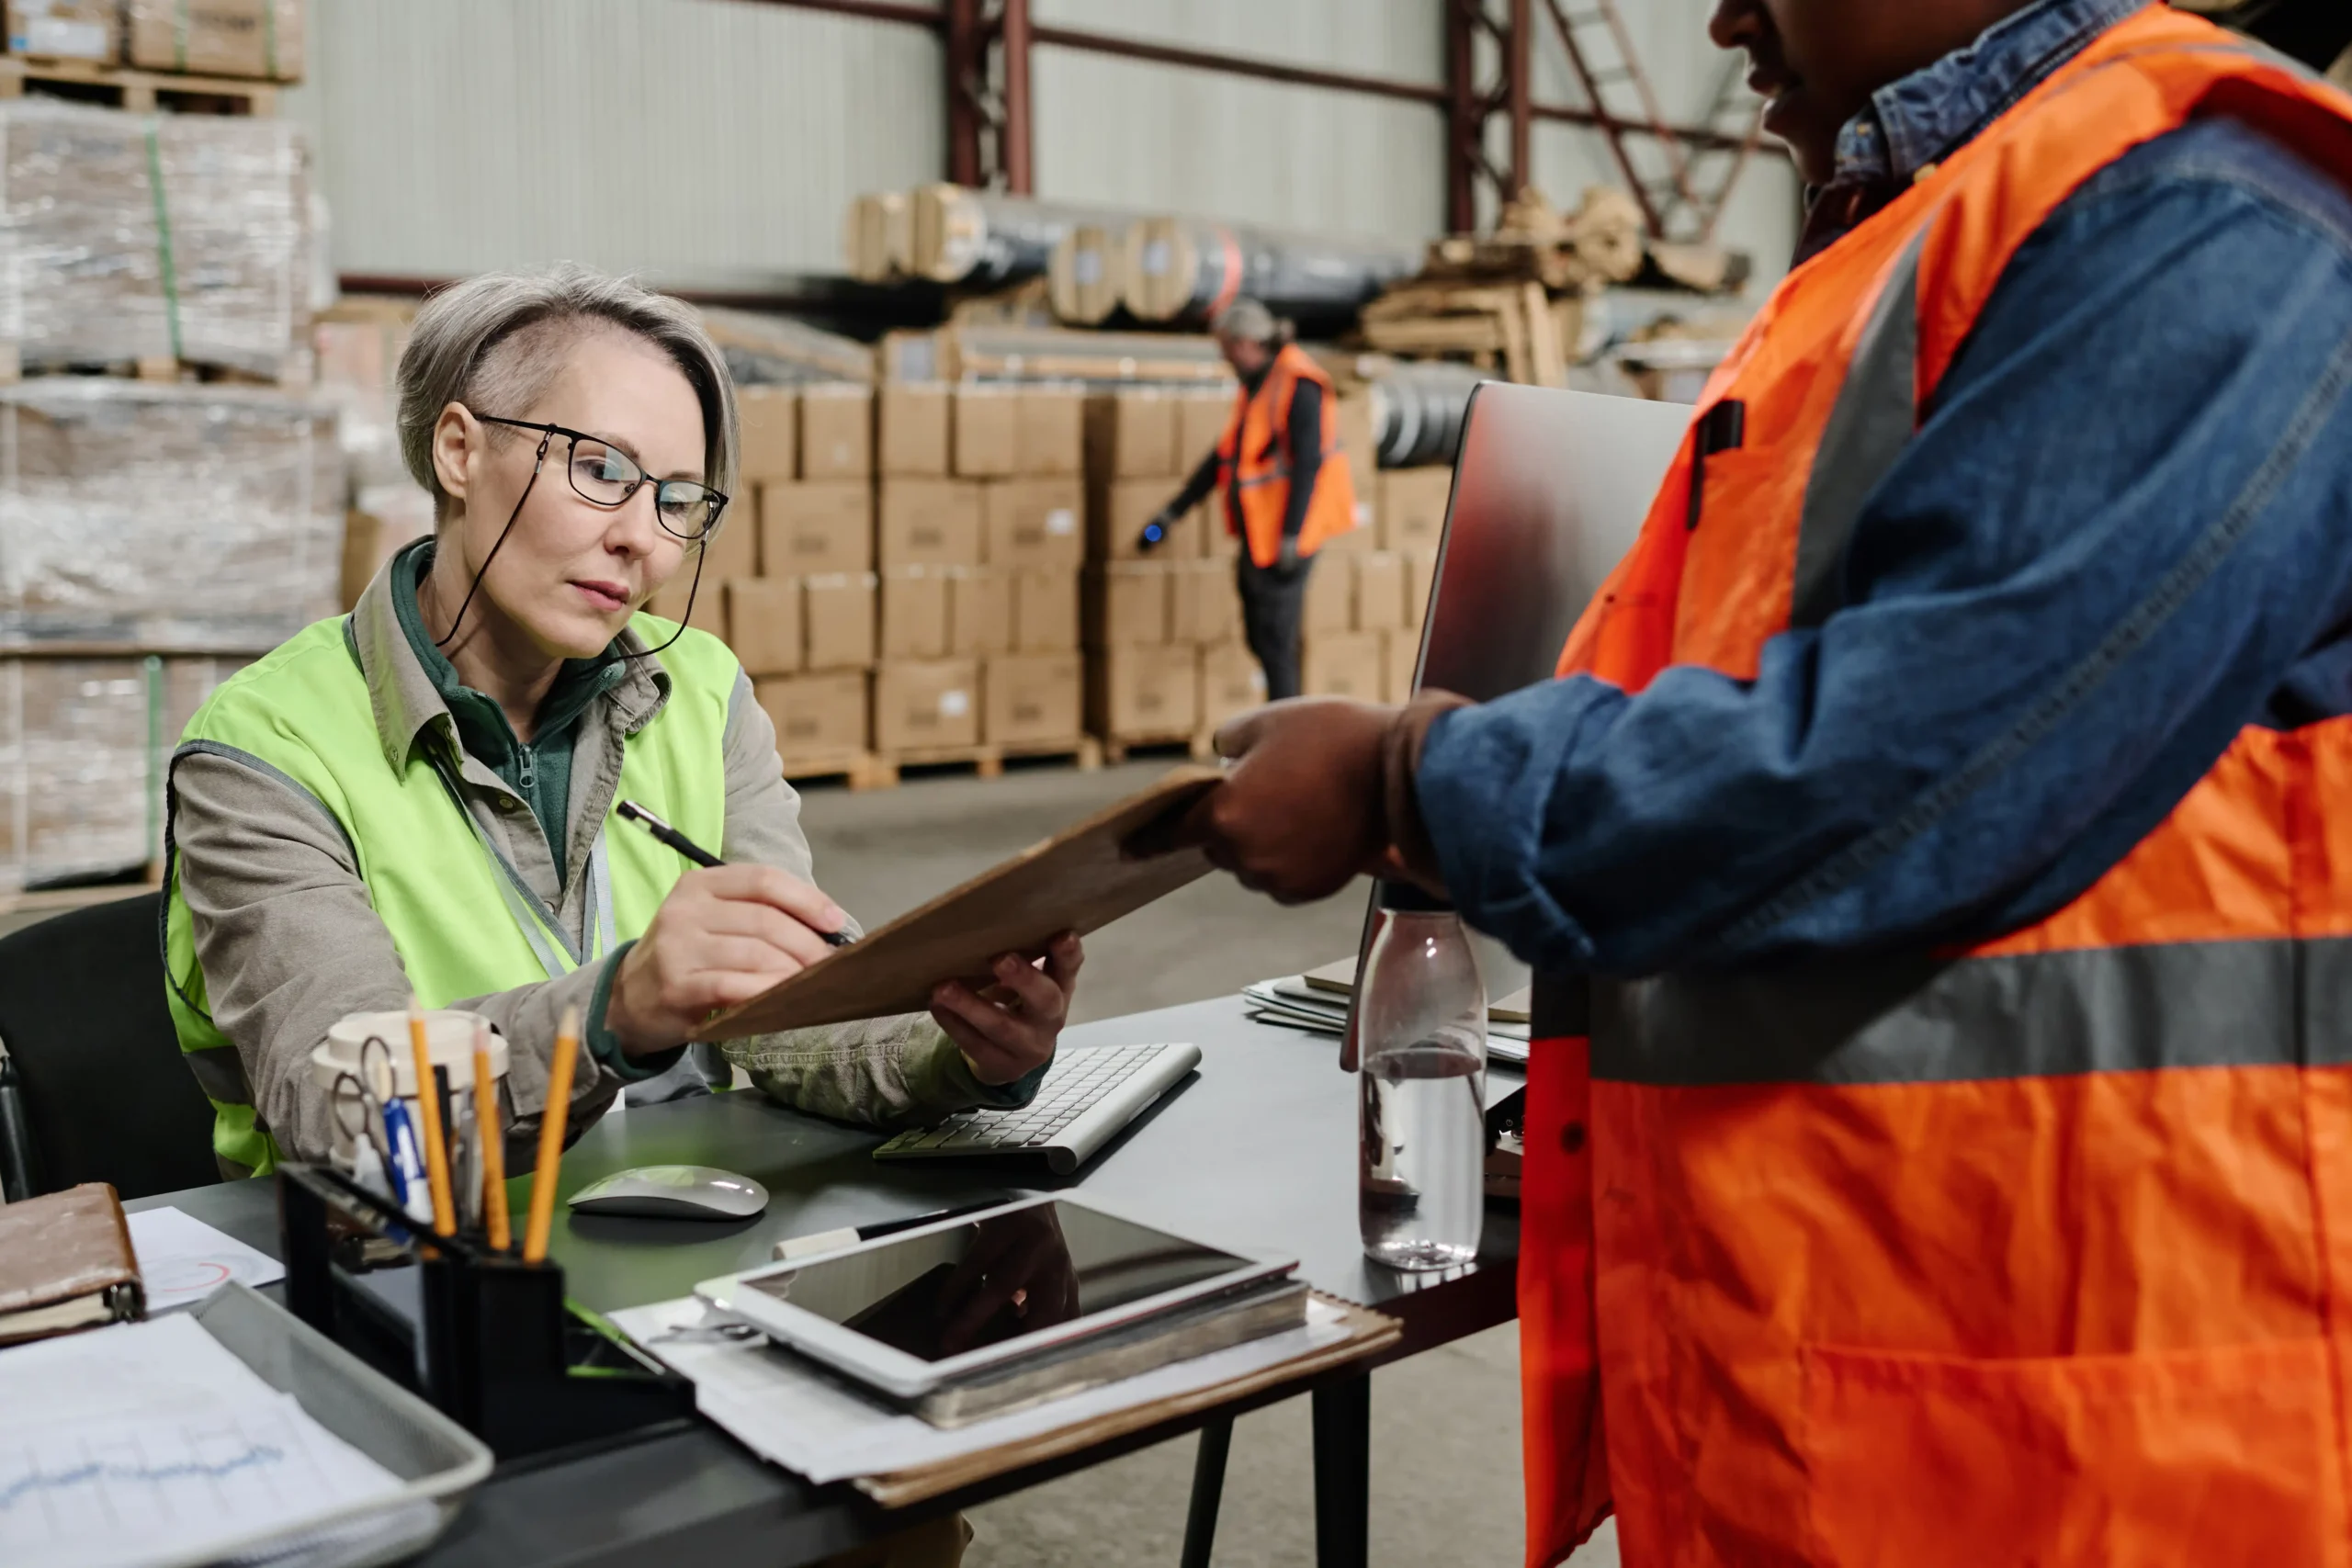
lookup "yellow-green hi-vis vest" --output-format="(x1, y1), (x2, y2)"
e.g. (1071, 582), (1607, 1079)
(164, 613), (735, 1177)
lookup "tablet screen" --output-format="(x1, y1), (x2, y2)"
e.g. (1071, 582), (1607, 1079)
(741, 1201), (1252, 1363)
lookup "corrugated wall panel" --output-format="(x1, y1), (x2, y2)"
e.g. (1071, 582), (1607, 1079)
(282, 0), (945, 290)
(1032, 0), (1441, 83)
(1031, 45), (1443, 243)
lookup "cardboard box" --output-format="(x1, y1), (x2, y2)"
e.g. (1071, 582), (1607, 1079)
(1090, 477), (1179, 562)
(699, 508), (759, 584)
(1304, 632), (1385, 701)
(736, 386), (797, 483)
(880, 567), (950, 660)
(946, 567), (1012, 657)
(125, 0), (303, 80)
(1406, 549), (1438, 629)
(757, 671), (869, 764)
(759, 480), (872, 577)
(804, 571), (877, 670)
(879, 382), (950, 476)
(1012, 568), (1080, 652)
(1380, 468), (1453, 552)
(7, 1), (118, 61)
(1193, 559), (1241, 644)
(1174, 387), (1233, 472)
(875, 660), (980, 751)
(1165, 561), (1205, 646)
(1199, 640), (1269, 733)
(1383, 628), (1421, 703)
(798, 385), (873, 479)
(1016, 386), (1085, 476)
(878, 479), (983, 569)
(723, 577), (800, 677)
(1336, 392), (1376, 476)
(1354, 551), (1407, 632)
(1304, 555), (1352, 636)
(1085, 389), (1177, 479)
(981, 478), (1084, 569)
(953, 384), (1019, 479)
(985, 652), (1083, 745)
(1091, 645), (1200, 738)
(1085, 562), (1171, 647)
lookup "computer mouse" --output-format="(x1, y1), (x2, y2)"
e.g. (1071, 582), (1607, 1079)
(567, 1165), (770, 1220)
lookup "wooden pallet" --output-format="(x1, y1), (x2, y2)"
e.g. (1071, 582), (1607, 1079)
(1359, 280), (1577, 389)
(1098, 730), (1216, 766)
(780, 751), (896, 791)
(0, 867), (160, 920)
(0, 55), (279, 114)
(862, 736), (1104, 789)
(0, 344), (312, 389)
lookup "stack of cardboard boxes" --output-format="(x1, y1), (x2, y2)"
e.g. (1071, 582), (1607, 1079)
(1081, 385), (1240, 748)
(672, 378), (1093, 777)
(1304, 464), (1447, 705)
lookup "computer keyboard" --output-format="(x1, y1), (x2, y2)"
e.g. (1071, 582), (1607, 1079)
(873, 1042), (1202, 1175)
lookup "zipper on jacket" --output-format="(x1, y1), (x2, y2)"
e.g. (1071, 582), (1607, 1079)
(1685, 400), (1747, 530)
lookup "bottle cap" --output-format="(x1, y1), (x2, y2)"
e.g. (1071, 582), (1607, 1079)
(1376, 879), (1453, 914)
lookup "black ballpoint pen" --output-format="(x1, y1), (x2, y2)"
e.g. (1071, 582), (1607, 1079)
(616, 799), (855, 948)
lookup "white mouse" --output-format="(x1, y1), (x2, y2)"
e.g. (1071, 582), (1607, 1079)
(567, 1165), (770, 1220)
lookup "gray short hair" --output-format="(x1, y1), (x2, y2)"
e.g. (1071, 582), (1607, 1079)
(395, 263), (738, 525)
(1212, 297), (1280, 345)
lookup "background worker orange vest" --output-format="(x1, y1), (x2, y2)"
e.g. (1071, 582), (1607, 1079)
(1214, 342), (1359, 568)
(1517, 12), (2352, 1567)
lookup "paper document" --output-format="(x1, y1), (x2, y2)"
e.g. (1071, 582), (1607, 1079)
(0, 1316), (403, 1568)
(128, 1207), (286, 1311)
(611, 1294), (1360, 1486)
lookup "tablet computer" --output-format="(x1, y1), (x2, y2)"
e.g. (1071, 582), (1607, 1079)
(695, 1195), (1295, 1400)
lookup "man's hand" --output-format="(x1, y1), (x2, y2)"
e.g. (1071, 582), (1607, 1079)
(1274, 536), (1303, 576)
(1167, 698), (1401, 903)
(605, 865), (848, 1055)
(932, 931), (1082, 1085)
(1136, 508), (1179, 553)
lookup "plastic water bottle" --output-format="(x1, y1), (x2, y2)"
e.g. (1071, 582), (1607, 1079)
(1357, 882), (1487, 1271)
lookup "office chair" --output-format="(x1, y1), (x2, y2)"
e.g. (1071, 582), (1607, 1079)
(0, 891), (220, 1201)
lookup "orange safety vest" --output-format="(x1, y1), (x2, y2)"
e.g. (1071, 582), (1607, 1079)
(1519, 13), (2352, 1567)
(1215, 343), (1360, 568)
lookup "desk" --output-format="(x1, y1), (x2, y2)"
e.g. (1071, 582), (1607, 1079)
(130, 996), (1523, 1568)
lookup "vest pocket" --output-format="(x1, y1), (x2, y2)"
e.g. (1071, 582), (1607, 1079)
(1799, 1337), (2344, 1567)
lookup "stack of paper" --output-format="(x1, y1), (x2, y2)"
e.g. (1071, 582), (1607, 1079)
(1241, 968), (1532, 1063)
(0, 1316), (407, 1568)
(612, 1294), (1382, 1497)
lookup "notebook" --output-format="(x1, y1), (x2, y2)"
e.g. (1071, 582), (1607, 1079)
(0, 1182), (143, 1345)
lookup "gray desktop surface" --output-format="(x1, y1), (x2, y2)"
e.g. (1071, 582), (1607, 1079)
(130, 996), (1522, 1568)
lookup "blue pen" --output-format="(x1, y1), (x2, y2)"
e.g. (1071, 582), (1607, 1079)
(381, 1097), (433, 1223)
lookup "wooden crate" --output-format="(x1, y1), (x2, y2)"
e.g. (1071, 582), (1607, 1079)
(0, 56), (279, 114)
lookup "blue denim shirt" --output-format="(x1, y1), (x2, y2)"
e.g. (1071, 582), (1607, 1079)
(1417, 0), (2352, 976)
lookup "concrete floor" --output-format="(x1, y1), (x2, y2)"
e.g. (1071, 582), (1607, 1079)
(797, 761), (1621, 1568)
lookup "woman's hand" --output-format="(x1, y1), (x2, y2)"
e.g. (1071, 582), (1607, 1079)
(931, 932), (1083, 1086)
(605, 865), (849, 1055)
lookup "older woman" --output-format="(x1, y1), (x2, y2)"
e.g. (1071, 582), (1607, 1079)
(164, 265), (1080, 1176)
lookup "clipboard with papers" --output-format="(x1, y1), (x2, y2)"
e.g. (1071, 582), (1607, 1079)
(1241, 957), (1532, 1063)
(704, 765), (1223, 1039)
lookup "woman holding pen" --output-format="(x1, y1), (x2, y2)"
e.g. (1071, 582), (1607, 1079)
(163, 265), (1082, 1179)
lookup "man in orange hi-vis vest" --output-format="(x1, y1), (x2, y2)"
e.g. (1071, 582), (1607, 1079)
(1147, 0), (2352, 1562)
(1139, 298), (1358, 699)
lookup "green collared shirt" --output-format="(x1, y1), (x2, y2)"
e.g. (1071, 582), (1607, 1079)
(391, 541), (628, 891)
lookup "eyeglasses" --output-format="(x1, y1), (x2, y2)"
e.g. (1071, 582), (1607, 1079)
(474, 414), (729, 541)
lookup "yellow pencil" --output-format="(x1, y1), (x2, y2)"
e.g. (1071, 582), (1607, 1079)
(473, 1019), (511, 1252)
(406, 997), (456, 1237)
(523, 1005), (581, 1264)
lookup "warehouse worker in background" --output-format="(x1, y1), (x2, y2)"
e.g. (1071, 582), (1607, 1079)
(1154, 0), (2352, 1562)
(164, 265), (1080, 1231)
(1136, 297), (1357, 699)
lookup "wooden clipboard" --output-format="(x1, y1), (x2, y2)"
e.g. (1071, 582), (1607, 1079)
(704, 765), (1223, 1039)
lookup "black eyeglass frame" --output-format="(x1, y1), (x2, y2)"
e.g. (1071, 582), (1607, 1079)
(473, 413), (729, 541)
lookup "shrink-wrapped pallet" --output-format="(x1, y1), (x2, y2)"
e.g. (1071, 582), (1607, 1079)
(0, 653), (247, 892)
(0, 101), (311, 378)
(0, 379), (343, 648)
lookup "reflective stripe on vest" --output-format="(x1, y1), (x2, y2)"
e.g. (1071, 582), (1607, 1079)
(1516, 13), (2352, 1568)
(1214, 343), (1361, 568)
(164, 611), (735, 1178)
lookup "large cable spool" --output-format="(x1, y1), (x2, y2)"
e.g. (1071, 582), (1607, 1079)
(1121, 217), (1421, 331)
(908, 185), (1118, 289)
(1368, 362), (1495, 469)
(842, 192), (909, 282)
(1047, 221), (1127, 325)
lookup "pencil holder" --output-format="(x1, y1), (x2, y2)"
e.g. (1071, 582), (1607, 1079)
(277, 1163), (694, 1461)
